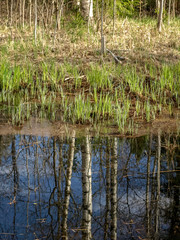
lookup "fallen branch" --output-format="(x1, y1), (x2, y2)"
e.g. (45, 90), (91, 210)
(107, 49), (126, 64)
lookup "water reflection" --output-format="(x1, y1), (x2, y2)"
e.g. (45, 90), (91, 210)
(0, 132), (179, 239)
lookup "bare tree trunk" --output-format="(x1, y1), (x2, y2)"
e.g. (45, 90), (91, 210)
(53, 0), (64, 45)
(61, 131), (76, 240)
(156, 0), (160, 12)
(172, 0), (176, 18)
(50, 0), (55, 26)
(19, 0), (22, 25)
(7, 0), (9, 22)
(113, 0), (116, 36)
(29, 0), (32, 27)
(168, 0), (172, 24)
(82, 134), (92, 240)
(34, 0), (37, 43)
(101, 0), (106, 55)
(81, 0), (93, 20)
(87, 0), (93, 33)
(157, 0), (164, 32)
(10, 0), (13, 26)
(22, 0), (25, 28)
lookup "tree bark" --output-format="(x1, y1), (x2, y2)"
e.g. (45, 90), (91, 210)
(168, 0), (172, 24)
(22, 0), (25, 28)
(157, 0), (164, 32)
(34, 0), (37, 43)
(81, 0), (93, 20)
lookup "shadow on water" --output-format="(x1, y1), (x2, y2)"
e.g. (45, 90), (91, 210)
(0, 131), (179, 240)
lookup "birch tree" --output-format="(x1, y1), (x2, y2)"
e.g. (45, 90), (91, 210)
(157, 0), (164, 32)
(80, 0), (93, 20)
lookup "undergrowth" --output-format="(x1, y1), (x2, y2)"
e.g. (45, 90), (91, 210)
(0, 17), (179, 132)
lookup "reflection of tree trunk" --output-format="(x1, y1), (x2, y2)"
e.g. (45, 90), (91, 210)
(169, 141), (180, 239)
(34, 137), (41, 218)
(12, 135), (18, 236)
(104, 139), (110, 240)
(48, 137), (58, 238)
(155, 130), (161, 239)
(53, 137), (57, 186)
(26, 145), (30, 229)
(62, 131), (76, 240)
(57, 137), (63, 238)
(146, 133), (152, 237)
(111, 138), (117, 240)
(82, 134), (92, 240)
(12, 135), (18, 192)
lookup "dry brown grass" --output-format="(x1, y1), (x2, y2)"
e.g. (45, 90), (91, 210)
(1, 17), (179, 68)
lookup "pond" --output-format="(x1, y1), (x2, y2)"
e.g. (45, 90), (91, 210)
(0, 124), (179, 239)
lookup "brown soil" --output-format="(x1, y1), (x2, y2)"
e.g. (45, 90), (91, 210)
(0, 115), (179, 138)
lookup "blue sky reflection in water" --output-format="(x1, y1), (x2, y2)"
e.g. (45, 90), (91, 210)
(0, 133), (179, 240)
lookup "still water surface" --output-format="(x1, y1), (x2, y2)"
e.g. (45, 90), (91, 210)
(0, 131), (179, 239)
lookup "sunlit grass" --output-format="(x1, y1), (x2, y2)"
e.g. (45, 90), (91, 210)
(0, 17), (179, 131)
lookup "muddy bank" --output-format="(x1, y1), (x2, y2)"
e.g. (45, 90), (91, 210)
(0, 115), (179, 138)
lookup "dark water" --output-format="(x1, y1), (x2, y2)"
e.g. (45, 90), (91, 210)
(0, 132), (179, 240)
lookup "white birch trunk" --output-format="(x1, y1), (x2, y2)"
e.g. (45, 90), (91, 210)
(81, 0), (93, 20)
